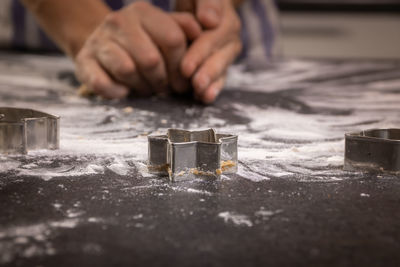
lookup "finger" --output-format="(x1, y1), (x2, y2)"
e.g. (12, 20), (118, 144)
(181, 30), (225, 78)
(199, 75), (227, 104)
(124, 28), (168, 93)
(196, 0), (222, 29)
(170, 12), (202, 41)
(75, 54), (129, 99)
(192, 40), (241, 96)
(104, 13), (168, 93)
(95, 41), (152, 95)
(140, 8), (190, 93)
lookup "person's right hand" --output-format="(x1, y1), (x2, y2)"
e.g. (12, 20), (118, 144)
(75, 2), (202, 99)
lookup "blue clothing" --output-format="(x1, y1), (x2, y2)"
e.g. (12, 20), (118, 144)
(2, 0), (280, 62)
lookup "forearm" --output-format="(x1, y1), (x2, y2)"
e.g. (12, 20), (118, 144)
(21, 0), (111, 58)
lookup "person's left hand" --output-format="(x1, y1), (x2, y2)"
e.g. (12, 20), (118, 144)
(176, 0), (243, 103)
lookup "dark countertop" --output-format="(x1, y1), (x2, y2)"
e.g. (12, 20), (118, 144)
(0, 53), (399, 267)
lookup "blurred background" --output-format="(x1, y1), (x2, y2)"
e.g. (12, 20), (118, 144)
(276, 0), (400, 59)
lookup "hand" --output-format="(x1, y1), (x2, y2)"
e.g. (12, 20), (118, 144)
(177, 0), (243, 104)
(75, 2), (202, 99)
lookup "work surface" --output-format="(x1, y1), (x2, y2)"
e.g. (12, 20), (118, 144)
(0, 53), (399, 266)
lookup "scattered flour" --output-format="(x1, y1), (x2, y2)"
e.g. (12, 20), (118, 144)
(66, 209), (85, 218)
(107, 158), (130, 176)
(52, 203), (62, 209)
(87, 217), (103, 223)
(218, 212), (253, 227)
(255, 209), (283, 219)
(0, 218), (79, 264)
(0, 160), (20, 172)
(132, 214), (143, 220)
(50, 219), (80, 228)
(0, 211), (108, 265)
(237, 165), (271, 182)
(182, 188), (213, 196)
(1, 56), (399, 183)
(218, 207), (284, 227)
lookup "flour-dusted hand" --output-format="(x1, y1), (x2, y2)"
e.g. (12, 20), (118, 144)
(177, 0), (243, 103)
(75, 2), (202, 99)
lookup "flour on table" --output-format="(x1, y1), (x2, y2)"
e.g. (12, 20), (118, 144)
(218, 212), (253, 227)
(0, 53), (399, 183)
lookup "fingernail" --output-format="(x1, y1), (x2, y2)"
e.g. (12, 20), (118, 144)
(205, 88), (217, 104)
(183, 61), (196, 78)
(196, 74), (210, 91)
(213, 88), (221, 101)
(114, 86), (129, 99)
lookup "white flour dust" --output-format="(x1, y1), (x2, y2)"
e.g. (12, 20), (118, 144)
(218, 208), (283, 227)
(0, 217), (94, 264)
(255, 208), (283, 220)
(0, 216), (110, 264)
(218, 212), (253, 227)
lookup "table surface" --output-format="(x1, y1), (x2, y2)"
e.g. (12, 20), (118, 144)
(0, 53), (399, 267)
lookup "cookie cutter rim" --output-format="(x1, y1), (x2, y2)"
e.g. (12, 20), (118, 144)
(0, 107), (60, 154)
(148, 128), (238, 181)
(344, 128), (400, 173)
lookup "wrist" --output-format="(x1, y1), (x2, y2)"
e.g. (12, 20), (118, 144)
(21, 0), (111, 58)
(64, 9), (111, 58)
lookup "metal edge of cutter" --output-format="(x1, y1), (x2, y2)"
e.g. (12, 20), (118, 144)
(0, 107), (60, 154)
(344, 128), (400, 173)
(148, 128), (238, 181)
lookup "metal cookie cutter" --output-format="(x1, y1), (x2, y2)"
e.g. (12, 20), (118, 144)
(344, 128), (400, 174)
(0, 107), (60, 154)
(148, 128), (238, 181)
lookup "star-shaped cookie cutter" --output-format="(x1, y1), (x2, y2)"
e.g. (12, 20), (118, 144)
(0, 107), (60, 154)
(148, 128), (238, 181)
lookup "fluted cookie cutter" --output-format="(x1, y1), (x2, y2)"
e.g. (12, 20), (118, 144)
(344, 128), (400, 174)
(148, 128), (238, 181)
(0, 107), (60, 154)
